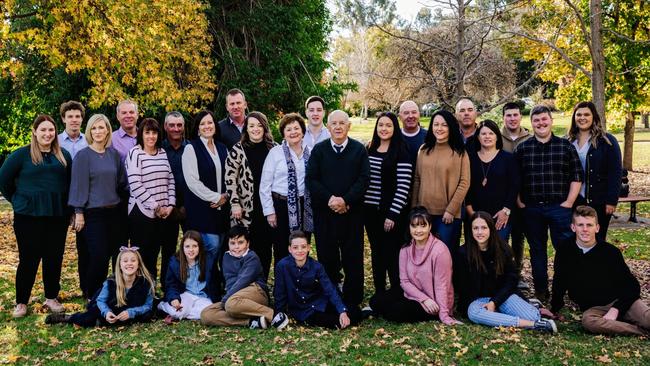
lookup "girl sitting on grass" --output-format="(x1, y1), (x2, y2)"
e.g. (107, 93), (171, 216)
(45, 247), (155, 327)
(158, 231), (219, 322)
(456, 211), (556, 333)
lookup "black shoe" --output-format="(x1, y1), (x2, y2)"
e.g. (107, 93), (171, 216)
(249, 316), (267, 329)
(45, 313), (70, 324)
(361, 306), (373, 319)
(270, 312), (289, 330)
(533, 318), (557, 334)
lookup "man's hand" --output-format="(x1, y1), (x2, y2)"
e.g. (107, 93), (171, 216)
(603, 307), (619, 321)
(482, 301), (496, 312)
(328, 196), (347, 214)
(266, 214), (277, 228)
(606, 204), (616, 215)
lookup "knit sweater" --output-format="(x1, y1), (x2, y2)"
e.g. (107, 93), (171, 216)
(411, 143), (470, 218)
(125, 146), (176, 218)
(399, 234), (455, 324)
(306, 138), (370, 210)
(551, 239), (640, 317)
(221, 250), (268, 304)
(0, 146), (72, 216)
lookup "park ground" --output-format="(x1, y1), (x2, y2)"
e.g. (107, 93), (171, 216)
(0, 115), (649, 365)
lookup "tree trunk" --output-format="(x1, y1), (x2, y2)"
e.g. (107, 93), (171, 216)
(453, 0), (466, 102)
(623, 111), (635, 171)
(590, 0), (607, 127)
(642, 113), (649, 128)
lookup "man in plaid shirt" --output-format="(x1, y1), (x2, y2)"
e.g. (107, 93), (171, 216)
(514, 105), (583, 303)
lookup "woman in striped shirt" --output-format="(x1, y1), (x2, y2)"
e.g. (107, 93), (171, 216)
(126, 118), (176, 283)
(364, 112), (413, 293)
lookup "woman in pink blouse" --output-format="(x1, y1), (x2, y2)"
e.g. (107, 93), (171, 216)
(368, 206), (459, 325)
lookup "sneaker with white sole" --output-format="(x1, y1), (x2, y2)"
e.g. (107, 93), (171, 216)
(270, 312), (289, 330)
(44, 299), (65, 313)
(249, 316), (267, 329)
(12, 304), (27, 318)
(533, 318), (557, 334)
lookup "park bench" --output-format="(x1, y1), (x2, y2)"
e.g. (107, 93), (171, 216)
(617, 196), (650, 223)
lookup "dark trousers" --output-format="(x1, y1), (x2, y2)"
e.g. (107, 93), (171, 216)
(314, 208), (364, 306)
(13, 214), (68, 304)
(509, 207), (526, 272)
(303, 304), (362, 329)
(159, 214), (182, 291)
(77, 207), (122, 298)
(249, 210), (274, 280)
(271, 196), (311, 273)
(128, 206), (176, 284)
(363, 204), (401, 293)
(369, 287), (437, 323)
(524, 203), (573, 294)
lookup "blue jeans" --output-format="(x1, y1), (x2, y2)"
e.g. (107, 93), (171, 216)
(524, 204), (573, 294)
(467, 294), (540, 327)
(431, 215), (462, 255)
(201, 233), (222, 257)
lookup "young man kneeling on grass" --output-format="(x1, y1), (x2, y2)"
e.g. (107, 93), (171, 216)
(550, 205), (650, 336)
(273, 230), (361, 329)
(200, 226), (288, 329)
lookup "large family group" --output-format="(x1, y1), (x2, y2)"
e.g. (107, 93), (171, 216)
(1, 89), (648, 337)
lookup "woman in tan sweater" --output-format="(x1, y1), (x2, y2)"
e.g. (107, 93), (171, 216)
(411, 110), (470, 254)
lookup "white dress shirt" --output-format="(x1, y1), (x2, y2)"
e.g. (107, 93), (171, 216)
(259, 144), (306, 216)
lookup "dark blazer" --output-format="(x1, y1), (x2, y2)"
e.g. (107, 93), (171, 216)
(583, 133), (622, 206)
(164, 253), (221, 303)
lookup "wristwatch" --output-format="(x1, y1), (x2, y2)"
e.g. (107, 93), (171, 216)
(502, 207), (511, 216)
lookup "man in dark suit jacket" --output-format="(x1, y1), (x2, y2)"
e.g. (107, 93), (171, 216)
(217, 88), (248, 149)
(306, 110), (370, 308)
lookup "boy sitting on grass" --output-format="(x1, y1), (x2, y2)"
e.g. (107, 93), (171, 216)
(274, 230), (361, 329)
(200, 226), (288, 329)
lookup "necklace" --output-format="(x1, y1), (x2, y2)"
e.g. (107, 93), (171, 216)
(478, 150), (498, 187)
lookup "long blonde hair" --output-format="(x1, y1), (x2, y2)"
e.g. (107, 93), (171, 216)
(84, 114), (113, 148)
(30, 114), (67, 166)
(113, 249), (155, 307)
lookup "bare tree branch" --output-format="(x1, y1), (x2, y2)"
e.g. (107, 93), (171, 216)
(603, 28), (650, 44)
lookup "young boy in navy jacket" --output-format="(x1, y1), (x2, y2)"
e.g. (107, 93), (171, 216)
(274, 230), (361, 329)
(200, 226), (288, 329)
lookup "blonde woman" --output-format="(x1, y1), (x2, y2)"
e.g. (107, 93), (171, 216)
(0, 115), (72, 318)
(68, 114), (127, 299)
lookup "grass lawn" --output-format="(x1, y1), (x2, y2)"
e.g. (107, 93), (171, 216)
(0, 206), (649, 364)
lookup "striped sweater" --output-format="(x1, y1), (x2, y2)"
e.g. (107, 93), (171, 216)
(363, 150), (413, 220)
(126, 146), (176, 218)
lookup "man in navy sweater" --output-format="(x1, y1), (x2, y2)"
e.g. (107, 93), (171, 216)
(550, 206), (649, 336)
(306, 110), (370, 308)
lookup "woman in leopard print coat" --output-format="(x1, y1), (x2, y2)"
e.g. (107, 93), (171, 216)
(225, 111), (276, 278)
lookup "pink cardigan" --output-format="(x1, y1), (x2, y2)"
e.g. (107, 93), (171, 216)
(399, 234), (455, 324)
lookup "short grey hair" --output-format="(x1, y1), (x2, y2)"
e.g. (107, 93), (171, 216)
(327, 110), (350, 123)
(164, 111), (184, 125)
(116, 99), (138, 115)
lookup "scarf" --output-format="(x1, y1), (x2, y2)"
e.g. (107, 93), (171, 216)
(282, 140), (313, 232)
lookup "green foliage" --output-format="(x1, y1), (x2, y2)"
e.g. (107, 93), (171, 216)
(207, 0), (352, 124)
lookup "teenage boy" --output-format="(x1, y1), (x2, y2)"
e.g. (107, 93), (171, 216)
(274, 231), (361, 329)
(58, 101), (88, 159)
(303, 96), (330, 150)
(550, 206), (649, 336)
(200, 226), (288, 329)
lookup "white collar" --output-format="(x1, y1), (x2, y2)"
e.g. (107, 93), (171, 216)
(401, 127), (421, 137)
(330, 138), (349, 151)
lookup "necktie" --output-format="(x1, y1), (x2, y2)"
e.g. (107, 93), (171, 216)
(334, 144), (343, 153)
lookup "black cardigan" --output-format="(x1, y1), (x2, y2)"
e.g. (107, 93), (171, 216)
(583, 133), (622, 206)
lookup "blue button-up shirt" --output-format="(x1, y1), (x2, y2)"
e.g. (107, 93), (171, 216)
(58, 131), (88, 160)
(273, 255), (347, 321)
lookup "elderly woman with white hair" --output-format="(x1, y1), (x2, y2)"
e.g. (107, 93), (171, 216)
(68, 114), (127, 300)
